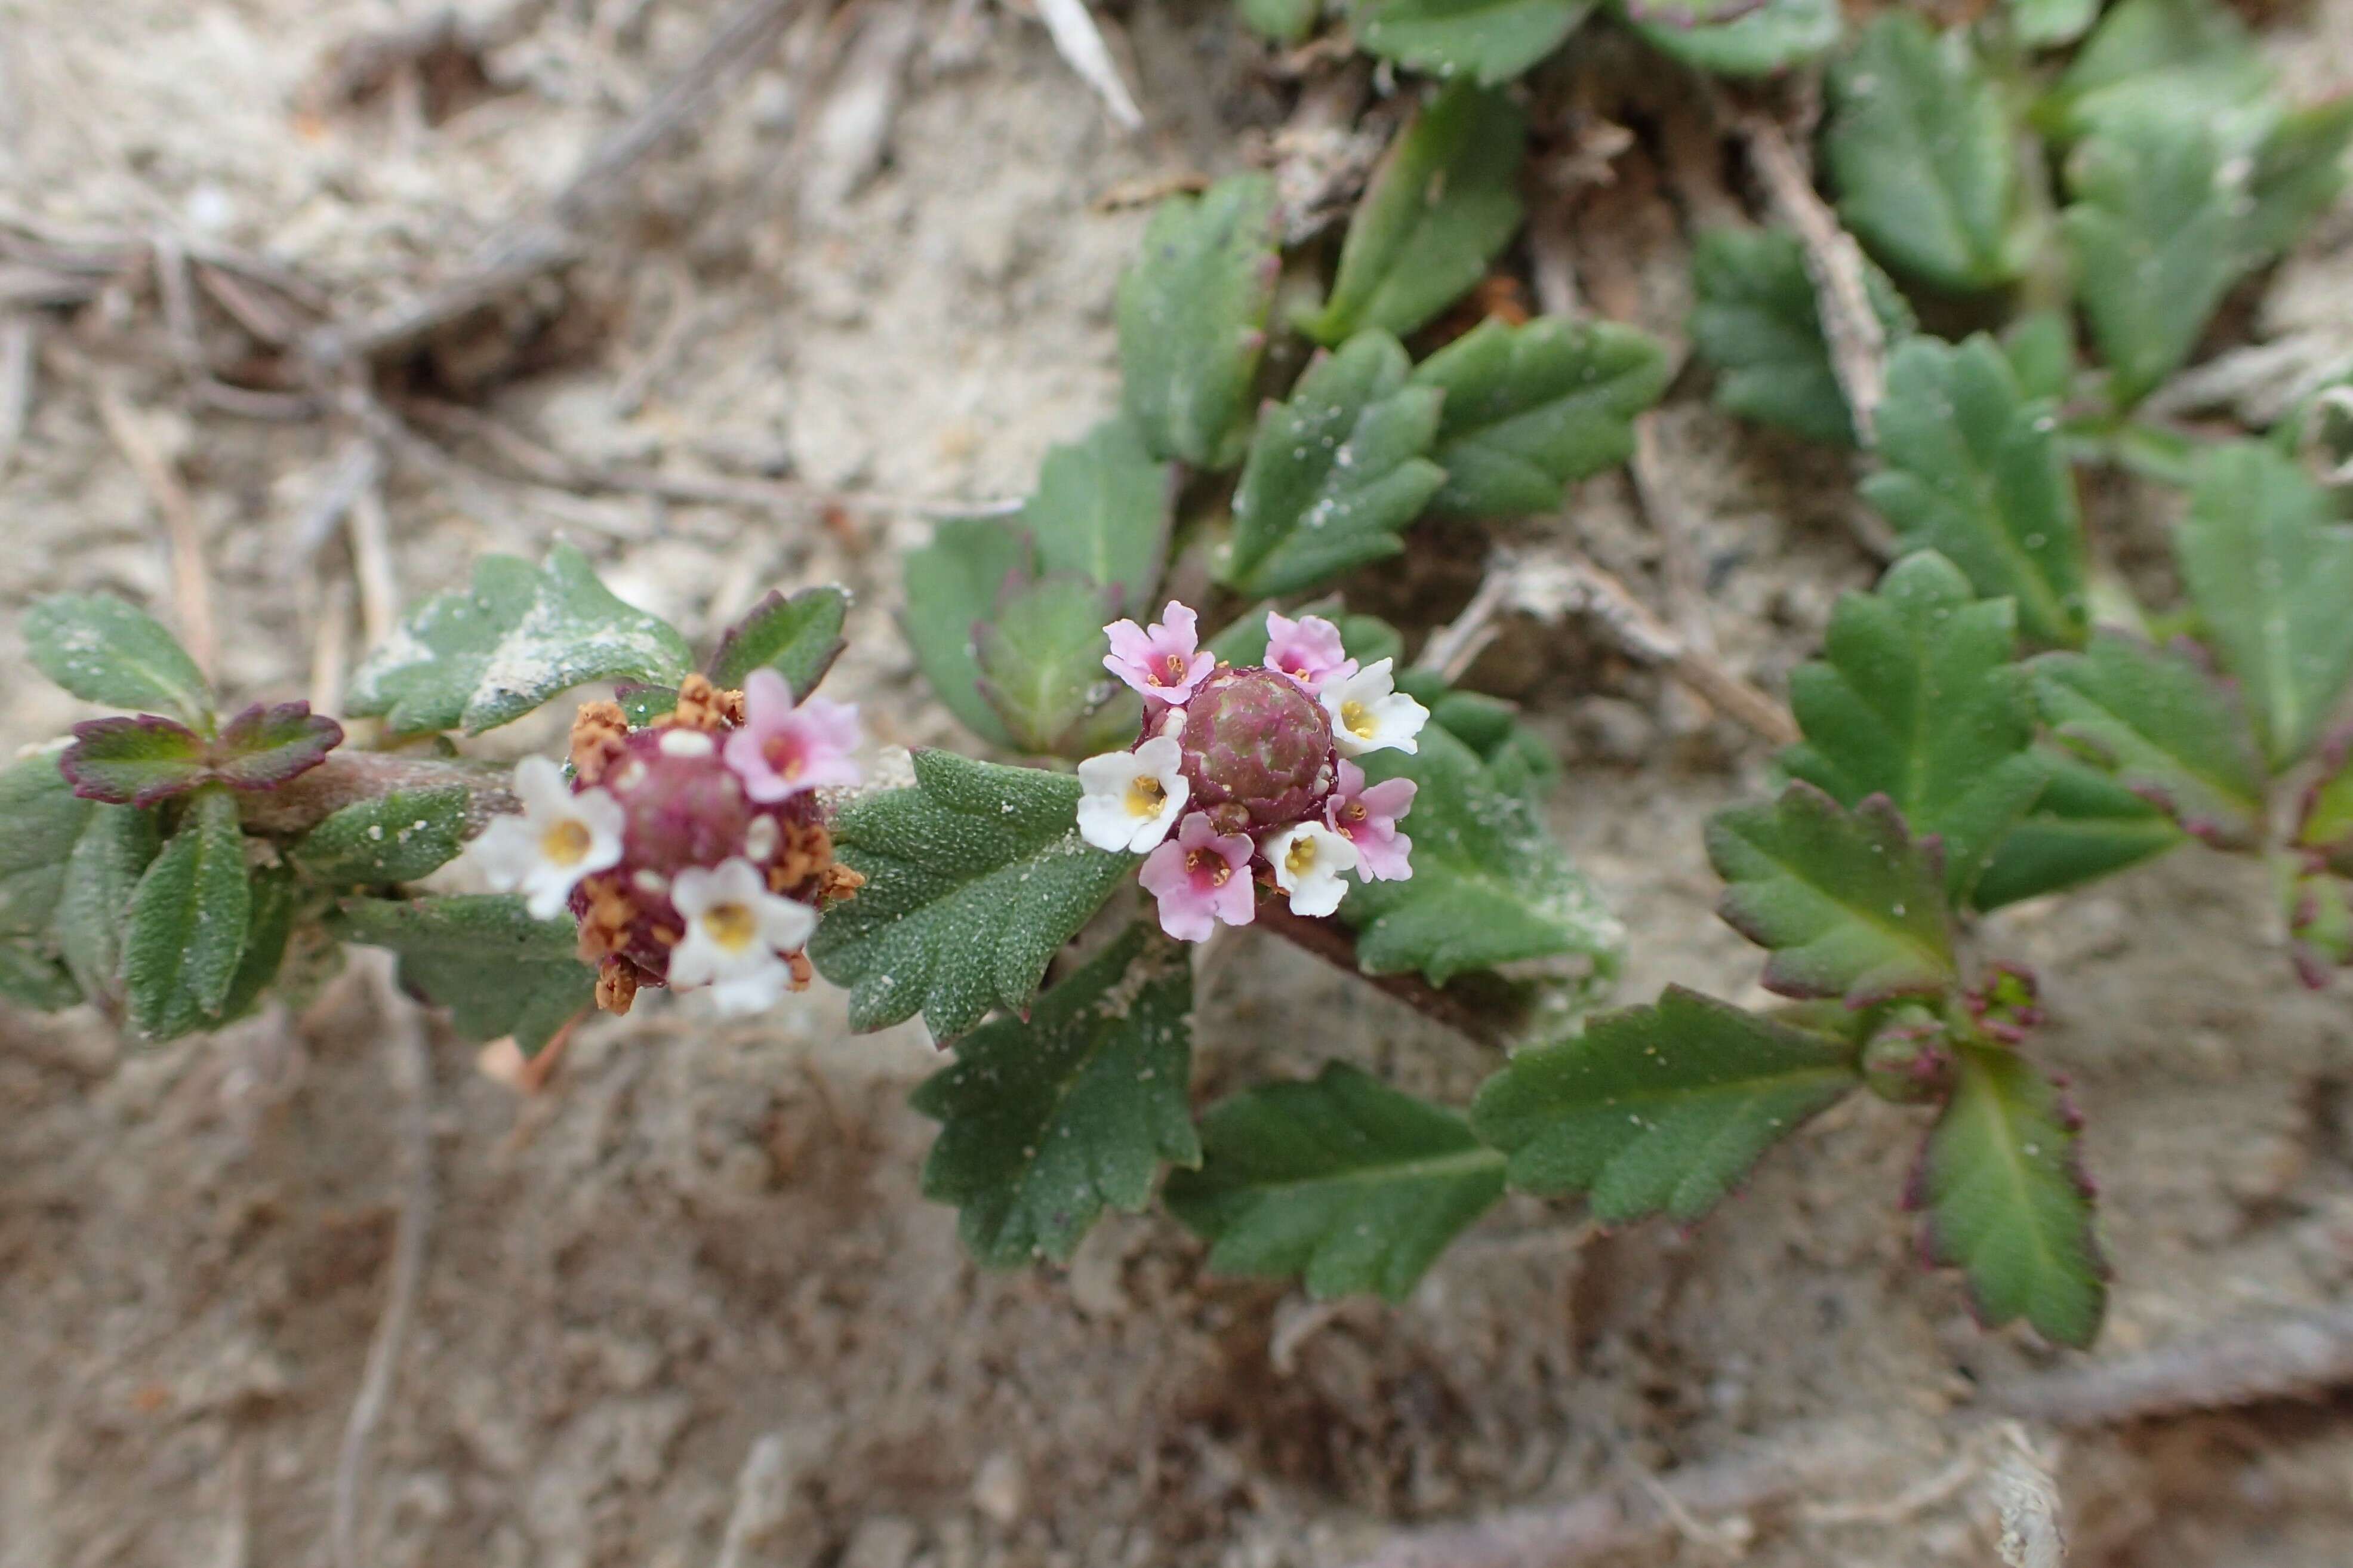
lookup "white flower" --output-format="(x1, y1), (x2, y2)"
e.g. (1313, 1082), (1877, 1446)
(1074, 735), (1190, 853)
(470, 756), (624, 918)
(1320, 658), (1429, 758)
(667, 858), (819, 1015)
(1264, 821), (1360, 917)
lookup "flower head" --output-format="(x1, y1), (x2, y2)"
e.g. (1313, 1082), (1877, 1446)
(1104, 600), (1214, 704)
(470, 756), (626, 917)
(1320, 658), (1428, 758)
(1138, 812), (1256, 941)
(1172, 666), (1338, 833)
(1264, 820), (1359, 917)
(723, 667), (864, 803)
(1264, 611), (1357, 695)
(1076, 734), (1190, 853)
(1325, 760), (1416, 882)
(666, 857), (819, 1013)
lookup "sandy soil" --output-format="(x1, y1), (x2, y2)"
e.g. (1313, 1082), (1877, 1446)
(4, 2), (2353, 1565)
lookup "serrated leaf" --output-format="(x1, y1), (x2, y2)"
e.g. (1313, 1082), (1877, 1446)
(1393, 675), (1561, 805)
(1689, 226), (1916, 448)
(975, 574), (1138, 756)
(1410, 317), (1671, 517)
(709, 585), (851, 698)
(1863, 335), (2089, 649)
(2001, 310), (2077, 405)
(1301, 82), (1527, 346)
(913, 925), (1199, 1265)
(1026, 416), (1174, 614)
(208, 702), (344, 790)
(809, 751), (1134, 1037)
(1782, 552), (2049, 901)
(124, 786), (251, 1040)
(1915, 1042), (2106, 1347)
(215, 865), (297, 1024)
(1970, 748), (2186, 910)
(1825, 14), (2024, 292)
(1219, 332), (1447, 596)
(2047, 0), (2270, 144)
(55, 805), (159, 1006)
(346, 543), (692, 735)
(0, 754), (94, 960)
(903, 516), (1028, 749)
(338, 894), (592, 1056)
(292, 786), (471, 885)
(1621, 0), (1841, 77)
(2029, 633), (2266, 848)
(1707, 783), (1957, 1006)
(2243, 99), (2353, 267)
(1166, 1062), (1505, 1302)
(1473, 986), (1859, 1220)
(2009, 0), (2098, 48)
(1239, 0), (1321, 43)
(2178, 442), (2353, 771)
(24, 592), (211, 727)
(57, 716), (209, 807)
(2061, 112), (2240, 409)
(1118, 175), (1280, 471)
(1351, 0), (1596, 85)
(1341, 722), (1624, 993)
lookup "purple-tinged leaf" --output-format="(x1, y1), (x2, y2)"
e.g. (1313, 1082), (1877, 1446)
(58, 716), (211, 807)
(209, 701), (344, 791)
(2295, 726), (2353, 878)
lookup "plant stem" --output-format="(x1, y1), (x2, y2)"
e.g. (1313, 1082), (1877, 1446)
(240, 752), (516, 837)
(1253, 899), (1519, 1050)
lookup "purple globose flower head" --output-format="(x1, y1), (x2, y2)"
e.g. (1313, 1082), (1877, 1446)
(1166, 666), (1339, 835)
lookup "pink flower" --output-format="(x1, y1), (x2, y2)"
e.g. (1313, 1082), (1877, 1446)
(722, 668), (864, 803)
(1104, 600), (1214, 704)
(1264, 611), (1357, 694)
(1325, 760), (1416, 882)
(1138, 812), (1256, 942)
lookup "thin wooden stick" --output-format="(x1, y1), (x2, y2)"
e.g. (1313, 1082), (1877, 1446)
(1991, 1302), (2353, 1427)
(1740, 113), (1887, 446)
(92, 376), (218, 679)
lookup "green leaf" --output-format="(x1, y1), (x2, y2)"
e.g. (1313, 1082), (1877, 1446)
(24, 593), (211, 727)
(1473, 986), (1860, 1220)
(809, 751), (1134, 1037)
(292, 786), (471, 884)
(708, 585), (851, 698)
(1166, 1062), (1505, 1302)
(1970, 748), (2186, 910)
(1025, 416), (1175, 614)
(1350, 0), (1596, 85)
(1825, 14), (2024, 292)
(615, 683), (678, 726)
(2178, 441), (2353, 770)
(2009, 0), (2098, 48)
(215, 865), (298, 1024)
(338, 894), (593, 1056)
(346, 543), (692, 735)
(1621, 0), (1841, 77)
(123, 786), (251, 1040)
(1341, 722), (1624, 992)
(207, 701), (344, 791)
(2061, 112), (2240, 409)
(2242, 99), (2353, 267)
(0, 944), (79, 1011)
(0, 754), (93, 949)
(1863, 335), (2089, 648)
(54, 804), (160, 1005)
(1915, 1042), (2106, 1347)
(912, 925), (1199, 1265)
(2296, 733), (2353, 877)
(1239, 0), (1322, 44)
(2047, 0), (2270, 144)
(2029, 633), (2267, 848)
(1301, 82), (1527, 346)
(1117, 174), (1280, 471)
(1782, 553), (2049, 902)
(57, 716), (210, 807)
(1410, 317), (1671, 517)
(901, 516), (1028, 749)
(1689, 226), (1915, 448)
(975, 573), (1138, 756)
(1219, 332), (1447, 596)
(2001, 310), (2077, 405)
(1707, 783), (1957, 1006)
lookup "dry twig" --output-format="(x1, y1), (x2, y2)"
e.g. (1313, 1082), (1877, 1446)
(0, 312), (35, 479)
(1028, 0), (1144, 131)
(90, 375), (218, 679)
(1739, 113), (1887, 446)
(1991, 1302), (2353, 1427)
(1254, 900), (1518, 1051)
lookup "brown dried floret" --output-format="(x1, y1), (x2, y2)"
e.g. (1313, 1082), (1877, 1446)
(595, 959), (640, 1015)
(569, 700), (630, 784)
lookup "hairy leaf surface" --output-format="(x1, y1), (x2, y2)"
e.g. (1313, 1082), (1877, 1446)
(25, 592), (211, 726)
(1689, 227), (1915, 448)
(2029, 634), (2267, 848)
(1117, 175), (1280, 470)
(339, 894), (593, 1056)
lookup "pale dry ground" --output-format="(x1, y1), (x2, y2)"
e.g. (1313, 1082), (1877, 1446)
(4, 2), (2353, 1566)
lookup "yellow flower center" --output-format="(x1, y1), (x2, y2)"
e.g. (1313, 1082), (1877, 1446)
(1159, 653), (1188, 685)
(1284, 836), (1318, 875)
(701, 901), (759, 953)
(1342, 800), (1368, 824)
(1187, 849), (1230, 886)
(541, 818), (593, 867)
(1125, 774), (1166, 818)
(1339, 700), (1377, 740)
(763, 735), (805, 779)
